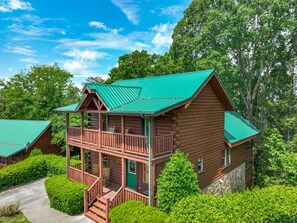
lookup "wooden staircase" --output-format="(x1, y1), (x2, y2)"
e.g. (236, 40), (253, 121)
(85, 197), (110, 223)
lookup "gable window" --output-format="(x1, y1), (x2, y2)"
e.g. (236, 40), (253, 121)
(143, 164), (149, 183)
(222, 148), (231, 168)
(197, 157), (204, 173)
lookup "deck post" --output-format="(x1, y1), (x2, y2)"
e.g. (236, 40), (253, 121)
(66, 113), (70, 178)
(81, 148), (85, 184)
(121, 116), (125, 152)
(121, 158), (126, 188)
(80, 112), (84, 143)
(98, 112), (101, 148)
(99, 152), (103, 196)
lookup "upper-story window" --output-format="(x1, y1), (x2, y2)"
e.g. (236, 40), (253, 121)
(222, 147), (231, 168)
(197, 157), (204, 173)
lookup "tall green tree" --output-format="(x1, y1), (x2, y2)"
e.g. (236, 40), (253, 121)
(0, 64), (80, 120)
(170, 0), (297, 127)
(108, 50), (181, 83)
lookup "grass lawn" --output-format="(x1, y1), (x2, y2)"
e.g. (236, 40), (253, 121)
(0, 212), (31, 223)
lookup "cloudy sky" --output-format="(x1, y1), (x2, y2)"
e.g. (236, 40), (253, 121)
(0, 0), (191, 87)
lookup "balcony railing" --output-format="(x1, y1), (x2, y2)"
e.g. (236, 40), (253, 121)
(68, 127), (173, 158)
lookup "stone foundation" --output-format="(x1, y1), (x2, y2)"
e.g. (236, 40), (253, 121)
(202, 163), (246, 195)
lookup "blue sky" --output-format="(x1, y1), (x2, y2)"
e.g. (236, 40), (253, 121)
(0, 0), (191, 87)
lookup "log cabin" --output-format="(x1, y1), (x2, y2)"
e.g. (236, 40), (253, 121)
(0, 119), (60, 167)
(55, 69), (260, 223)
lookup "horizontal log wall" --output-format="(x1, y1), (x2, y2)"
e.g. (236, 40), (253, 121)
(109, 155), (122, 185)
(174, 83), (227, 189)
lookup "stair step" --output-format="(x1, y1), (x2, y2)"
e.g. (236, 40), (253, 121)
(85, 211), (105, 223)
(97, 196), (107, 204)
(90, 206), (107, 219)
(93, 201), (107, 211)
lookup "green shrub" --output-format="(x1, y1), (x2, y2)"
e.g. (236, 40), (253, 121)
(157, 151), (200, 213)
(45, 174), (87, 215)
(0, 156), (47, 190)
(29, 148), (43, 157)
(169, 186), (297, 223)
(0, 154), (80, 191)
(0, 202), (20, 217)
(109, 200), (168, 223)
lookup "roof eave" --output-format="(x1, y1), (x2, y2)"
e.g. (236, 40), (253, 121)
(225, 132), (261, 148)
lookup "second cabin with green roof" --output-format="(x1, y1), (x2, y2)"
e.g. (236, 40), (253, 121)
(55, 69), (260, 222)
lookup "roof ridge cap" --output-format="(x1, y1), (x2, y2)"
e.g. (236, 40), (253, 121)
(113, 69), (215, 84)
(87, 83), (142, 90)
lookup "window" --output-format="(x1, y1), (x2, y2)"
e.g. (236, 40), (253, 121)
(128, 160), (136, 174)
(0, 157), (6, 164)
(222, 148), (231, 167)
(143, 164), (149, 183)
(197, 157), (204, 173)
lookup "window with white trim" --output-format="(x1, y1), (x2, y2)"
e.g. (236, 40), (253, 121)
(222, 148), (231, 167)
(197, 157), (204, 173)
(143, 164), (149, 183)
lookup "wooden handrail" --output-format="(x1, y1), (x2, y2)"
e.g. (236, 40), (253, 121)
(84, 176), (101, 213)
(110, 186), (124, 209)
(124, 188), (149, 205)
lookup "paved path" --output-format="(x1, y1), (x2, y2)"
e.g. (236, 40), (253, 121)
(0, 178), (94, 223)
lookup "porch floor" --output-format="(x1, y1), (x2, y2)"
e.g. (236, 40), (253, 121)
(102, 182), (121, 199)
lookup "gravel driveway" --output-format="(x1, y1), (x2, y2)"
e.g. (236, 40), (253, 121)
(0, 178), (94, 223)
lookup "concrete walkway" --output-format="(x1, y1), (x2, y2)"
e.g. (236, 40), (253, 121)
(0, 178), (94, 223)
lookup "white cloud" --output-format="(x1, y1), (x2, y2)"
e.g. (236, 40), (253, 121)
(0, 0), (33, 13)
(159, 5), (183, 16)
(19, 57), (38, 63)
(7, 23), (65, 37)
(151, 23), (175, 54)
(57, 31), (151, 52)
(8, 67), (13, 72)
(89, 21), (109, 31)
(63, 60), (88, 73)
(3, 44), (36, 56)
(111, 0), (140, 25)
(63, 49), (110, 61)
(89, 21), (123, 34)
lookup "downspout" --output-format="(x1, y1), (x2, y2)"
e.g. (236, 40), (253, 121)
(147, 117), (152, 206)
(141, 114), (152, 206)
(66, 113), (69, 178)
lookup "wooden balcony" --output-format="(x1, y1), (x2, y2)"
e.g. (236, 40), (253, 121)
(67, 126), (173, 159)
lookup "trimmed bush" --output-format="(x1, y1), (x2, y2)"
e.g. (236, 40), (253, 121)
(45, 174), (87, 215)
(0, 156), (47, 190)
(109, 200), (168, 223)
(29, 148), (43, 157)
(169, 186), (297, 223)
(0, 154), (80, 191)
(157, 151), (200, 213)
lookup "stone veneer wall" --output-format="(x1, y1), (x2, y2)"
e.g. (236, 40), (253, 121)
(202, 163), (246, 195)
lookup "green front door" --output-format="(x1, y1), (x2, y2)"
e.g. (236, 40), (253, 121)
(126, 160), (137, 190)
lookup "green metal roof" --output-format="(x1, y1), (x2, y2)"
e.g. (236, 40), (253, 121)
(0, 119), (51, 157)
(54, 103), (78, 112)
(70, 69), (213, 115)
(84, 83), (141, 110)
(224, 111), (261, 145)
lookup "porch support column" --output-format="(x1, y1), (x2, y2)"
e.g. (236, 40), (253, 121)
(81, 148), (85, 184)
(121, 116), (125, 152)
(80, 112), (84, 143)
(98, 112), (101, 148)
(99, 152), (103, 196)
(121, 158), (126, 188)
(66, 113), (70, 178)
